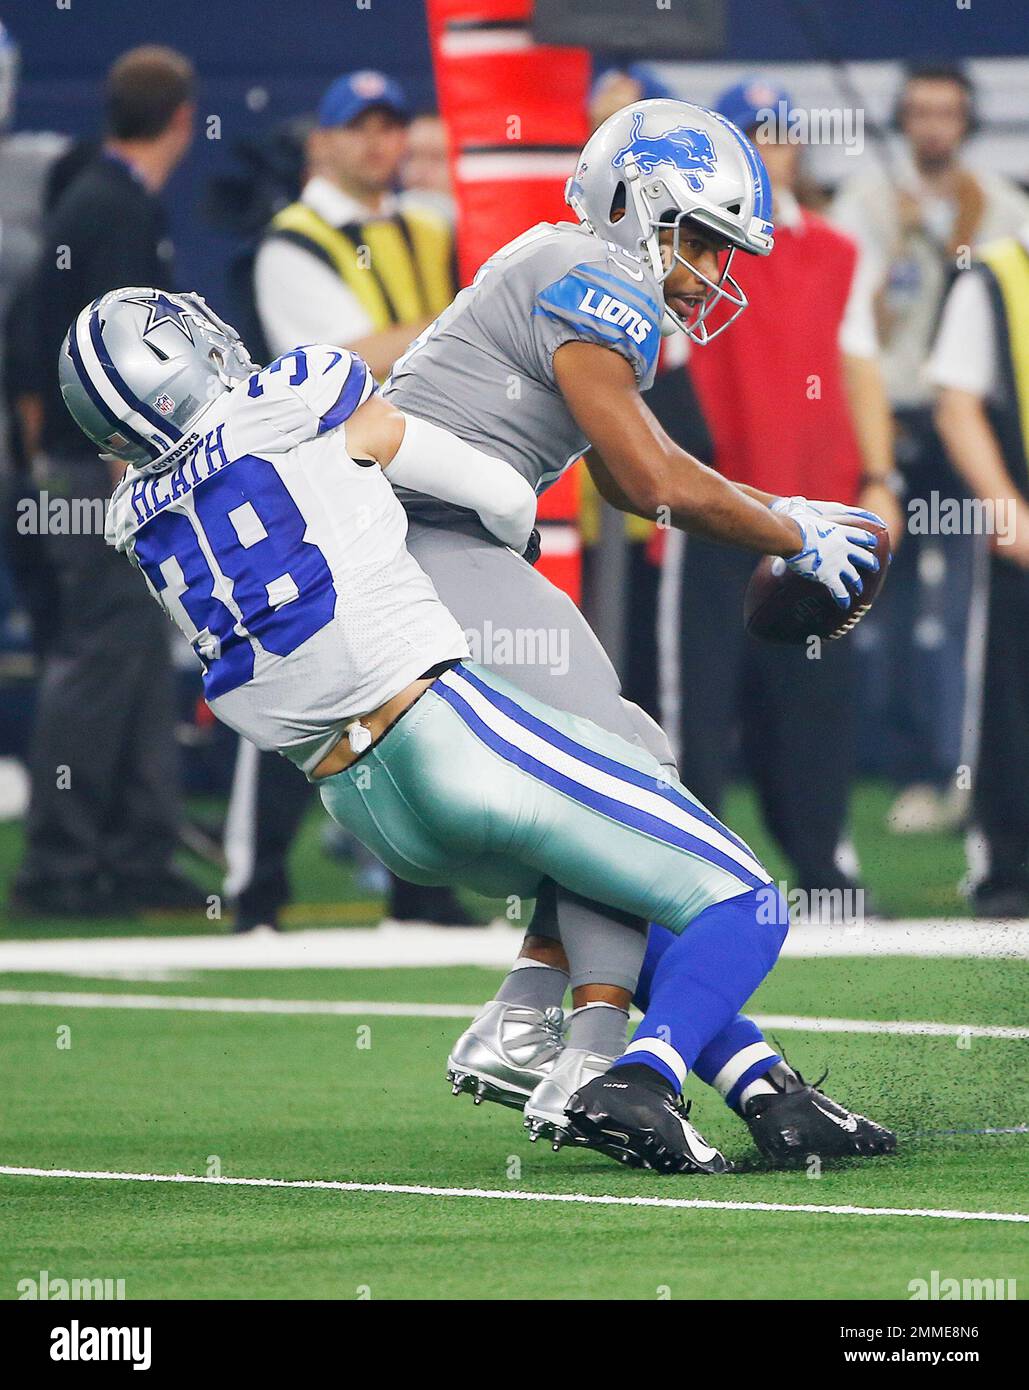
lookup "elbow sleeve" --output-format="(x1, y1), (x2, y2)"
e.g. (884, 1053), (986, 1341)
(386, 413), (537, 549)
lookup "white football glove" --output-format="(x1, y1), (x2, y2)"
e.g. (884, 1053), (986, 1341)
(793, 497), (888, 530)
(771, 495), (880, 610)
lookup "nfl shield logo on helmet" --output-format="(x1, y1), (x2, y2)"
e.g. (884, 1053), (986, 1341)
(154, 392), (176, 415)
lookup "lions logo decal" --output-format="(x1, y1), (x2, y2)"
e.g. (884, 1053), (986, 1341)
(612, 110), (718, 193)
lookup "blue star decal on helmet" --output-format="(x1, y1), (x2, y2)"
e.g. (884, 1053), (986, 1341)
(123, 291), (196, 343)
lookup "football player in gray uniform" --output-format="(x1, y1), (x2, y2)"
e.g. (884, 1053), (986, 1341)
(385, 98), (895, 1166)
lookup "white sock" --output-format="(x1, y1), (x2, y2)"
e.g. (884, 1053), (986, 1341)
(738, 1076), (778, 1108)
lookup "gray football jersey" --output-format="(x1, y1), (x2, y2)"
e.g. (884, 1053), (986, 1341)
(384, 220), (663, 525)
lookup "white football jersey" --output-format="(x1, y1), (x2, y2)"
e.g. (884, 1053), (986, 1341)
(106, 344), (468, 774)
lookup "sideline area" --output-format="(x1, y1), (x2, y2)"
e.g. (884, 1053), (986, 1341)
(0, 919), (1026, 974)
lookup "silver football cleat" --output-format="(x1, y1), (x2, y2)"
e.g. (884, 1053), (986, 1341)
(523, 1046), (615, 1150)
(446, 1000), (565, 1110)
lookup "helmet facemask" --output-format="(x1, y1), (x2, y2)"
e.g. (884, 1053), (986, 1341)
(618, 153), (750, 344)
(182, 293), (256, 391)
(575, 170), (749, 345)
(649, 209), (748, 344)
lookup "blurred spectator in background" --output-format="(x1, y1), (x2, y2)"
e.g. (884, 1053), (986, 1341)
(589, 62), (671, 130)
(831, 64), (1029, 835)
(0, 19), (69, 656)
(930, 224), (1029, 917)
(225, 70), (462, 933)
(399, 111), (454, 224)
(662, 77), (898, 914)
(254, 69), (452, 374)
(8, 45), (201, 918)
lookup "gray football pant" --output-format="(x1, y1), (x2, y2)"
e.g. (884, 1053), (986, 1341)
(406, 517), (675, 990)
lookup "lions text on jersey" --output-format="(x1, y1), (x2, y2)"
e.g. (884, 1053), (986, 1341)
(105, 345), (468, 774)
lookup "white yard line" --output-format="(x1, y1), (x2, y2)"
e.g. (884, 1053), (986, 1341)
(0, 990), (477, 1019)
(747, 1013), (1028, 1041)
(0, 990), (1024, 1040)
(0, 919), (1026, 974)
(0, 1164), (1024, 1224)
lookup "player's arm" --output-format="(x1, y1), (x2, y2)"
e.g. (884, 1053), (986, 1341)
(591, 449), (778, 512)
(555, 341), (802, 557)
(588, 429), (785, 540)
(345, 393), (537, 550)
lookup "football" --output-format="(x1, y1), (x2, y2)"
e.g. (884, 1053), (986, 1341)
(744, 517), (892, 644)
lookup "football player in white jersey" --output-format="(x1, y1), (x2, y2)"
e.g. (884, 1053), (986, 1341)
(59, 287), (894, 1172)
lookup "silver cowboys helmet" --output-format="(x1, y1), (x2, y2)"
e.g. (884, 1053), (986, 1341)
(59, 287), (256, 474)
(565, 98), (775, 343)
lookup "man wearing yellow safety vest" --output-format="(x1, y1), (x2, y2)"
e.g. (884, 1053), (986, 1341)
(254, 69), (453, 378)
(931, 225), (1029, 919)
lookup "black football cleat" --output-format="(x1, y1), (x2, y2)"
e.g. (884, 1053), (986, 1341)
(743, 1059), (896, 1165)
(565, 1073), (731, 1174)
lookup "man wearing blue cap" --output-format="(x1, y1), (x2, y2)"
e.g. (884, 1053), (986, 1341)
(254, 70), (453, 379)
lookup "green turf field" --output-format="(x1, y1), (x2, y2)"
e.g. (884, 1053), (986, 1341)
(1, 781), (1021, 1299)
(1, 955), (1025, 1300)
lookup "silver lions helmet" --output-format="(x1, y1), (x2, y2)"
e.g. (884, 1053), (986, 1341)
(565, 98), (775, 342)
(59, 287), (256, 474)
